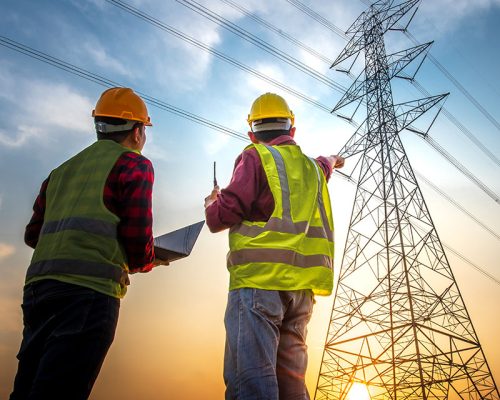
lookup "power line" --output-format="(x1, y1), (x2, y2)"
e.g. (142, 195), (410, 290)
(421, 134), (500, 205)
(218, 0), (334, 65)
(414, 170), (500, 241)
(360, 1), (500, 142)
(0, 35), (248, 142)
(442, 243), (500, 286)
(174, 0), (347, 93)
(283, 0), (349, 41)
(6, 1), (498, 210)
(105, 0), (332, 113)
(404, 30), (500, 133)
(279, 0), (500, 201)
(339, 108), (500, 206)
(407, 77), (500, 168)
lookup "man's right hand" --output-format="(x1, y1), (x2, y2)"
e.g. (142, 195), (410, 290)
(327, 155), (345, 170)
(153, 258), (170, 267)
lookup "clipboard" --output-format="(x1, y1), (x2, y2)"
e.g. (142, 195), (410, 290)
(153, 221), (205, 263)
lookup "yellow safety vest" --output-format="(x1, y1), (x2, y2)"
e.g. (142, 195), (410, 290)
(26, 140), (132, 298)
(228, 143), (334, 296)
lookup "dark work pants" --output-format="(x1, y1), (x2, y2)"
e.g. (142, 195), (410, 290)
(10, 279), (120, 400)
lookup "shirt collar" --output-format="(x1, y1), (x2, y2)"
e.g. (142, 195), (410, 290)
(265, 135), (296, 146)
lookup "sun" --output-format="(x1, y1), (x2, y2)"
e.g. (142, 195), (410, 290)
(347, 382), (371, 400)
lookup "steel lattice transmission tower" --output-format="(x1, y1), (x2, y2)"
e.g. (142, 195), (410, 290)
(315, 1), (500, 399)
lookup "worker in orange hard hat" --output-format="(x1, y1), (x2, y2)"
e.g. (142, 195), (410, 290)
(204, 92), (345, 399)
(10, 87), (166, 400)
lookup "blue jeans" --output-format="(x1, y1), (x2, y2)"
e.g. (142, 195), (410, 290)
(224, 288), (314, 400)
(10, 279), (120, 400)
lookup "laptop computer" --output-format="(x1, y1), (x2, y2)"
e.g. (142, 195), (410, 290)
(153, 220), (205, 263)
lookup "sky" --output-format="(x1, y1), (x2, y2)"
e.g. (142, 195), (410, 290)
(1, 0), (500, 398)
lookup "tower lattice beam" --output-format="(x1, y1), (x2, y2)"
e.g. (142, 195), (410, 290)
(315, 2), (499, 399)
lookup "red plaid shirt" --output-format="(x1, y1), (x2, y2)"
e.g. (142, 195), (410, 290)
(25, 150), (155, 273)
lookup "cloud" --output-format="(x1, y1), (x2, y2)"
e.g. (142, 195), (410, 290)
(82, 42), (133, 78)
(0, 243), (15, 260)
(0, 65), (93, 148)
(116, 0), (228, 93)
(204, 131), (231, 156)
(0, 125), (41, 147)
(25, 83), (94, 132)
(244, 62), (286, 93)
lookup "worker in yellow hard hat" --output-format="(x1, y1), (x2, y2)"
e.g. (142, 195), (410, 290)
(10, 87), (166, 399)
(204, 92), (345, 399)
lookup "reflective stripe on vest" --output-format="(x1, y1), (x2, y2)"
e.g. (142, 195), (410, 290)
(41, 217), (117, 238)
(227, 144), (334, 294)
(227, 248), (332, 269)
(309, 156), (333, 242)
(27, 259), (127, 285)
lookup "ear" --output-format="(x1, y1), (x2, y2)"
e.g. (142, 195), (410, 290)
(248, 131), (259, 144)
(133, 126), (141, 144)
(289, 126), (296, 139)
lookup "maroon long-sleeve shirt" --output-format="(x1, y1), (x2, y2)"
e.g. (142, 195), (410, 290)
(25, 150), (156, 273)
(205, 135), (332, 232)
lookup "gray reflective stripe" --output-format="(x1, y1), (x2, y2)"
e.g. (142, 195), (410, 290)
(265, 145), (291, 216)
(27, 259), (127, 284)
(228, 248), (332, 269)
(41, 217), (117, 238)
(233, 218), (332, 240)
(308, 158), (333, 242)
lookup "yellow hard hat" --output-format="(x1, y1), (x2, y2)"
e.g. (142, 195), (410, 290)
(92, 87), (152, 126)
(247, 92), (294, 128)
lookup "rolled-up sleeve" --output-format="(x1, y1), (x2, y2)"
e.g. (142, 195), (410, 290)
(106, 153), (155, 273)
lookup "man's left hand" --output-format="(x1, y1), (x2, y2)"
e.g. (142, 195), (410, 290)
(204, 185), (220, 208)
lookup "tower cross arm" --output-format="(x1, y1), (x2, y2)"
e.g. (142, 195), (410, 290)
(395, 93), (449, 133)
(377, 0), (421, 34)
(387, 41), (433, 80)
(333, 41), (433, 113)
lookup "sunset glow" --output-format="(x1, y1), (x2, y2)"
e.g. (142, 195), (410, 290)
(347, 382), (371, 400)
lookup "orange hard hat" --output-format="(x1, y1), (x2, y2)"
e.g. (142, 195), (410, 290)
(92, 87), (152, 126)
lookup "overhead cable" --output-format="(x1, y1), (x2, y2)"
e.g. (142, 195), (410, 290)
(105, 0), (332, 113)
(404, 31), (500, 133)
(442, 243), (500, 287)
(421, 134), (500, 204)
(362, 0), (500, 133)
(218, 0), (334, 65)
(0, 35), (248, 142)
(115, 0), (500, 181)
(407, 77), (500, 168)
(174, 0), (347, 93)
(284, 0), (349, 41)
(414, 170), (500, 242)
